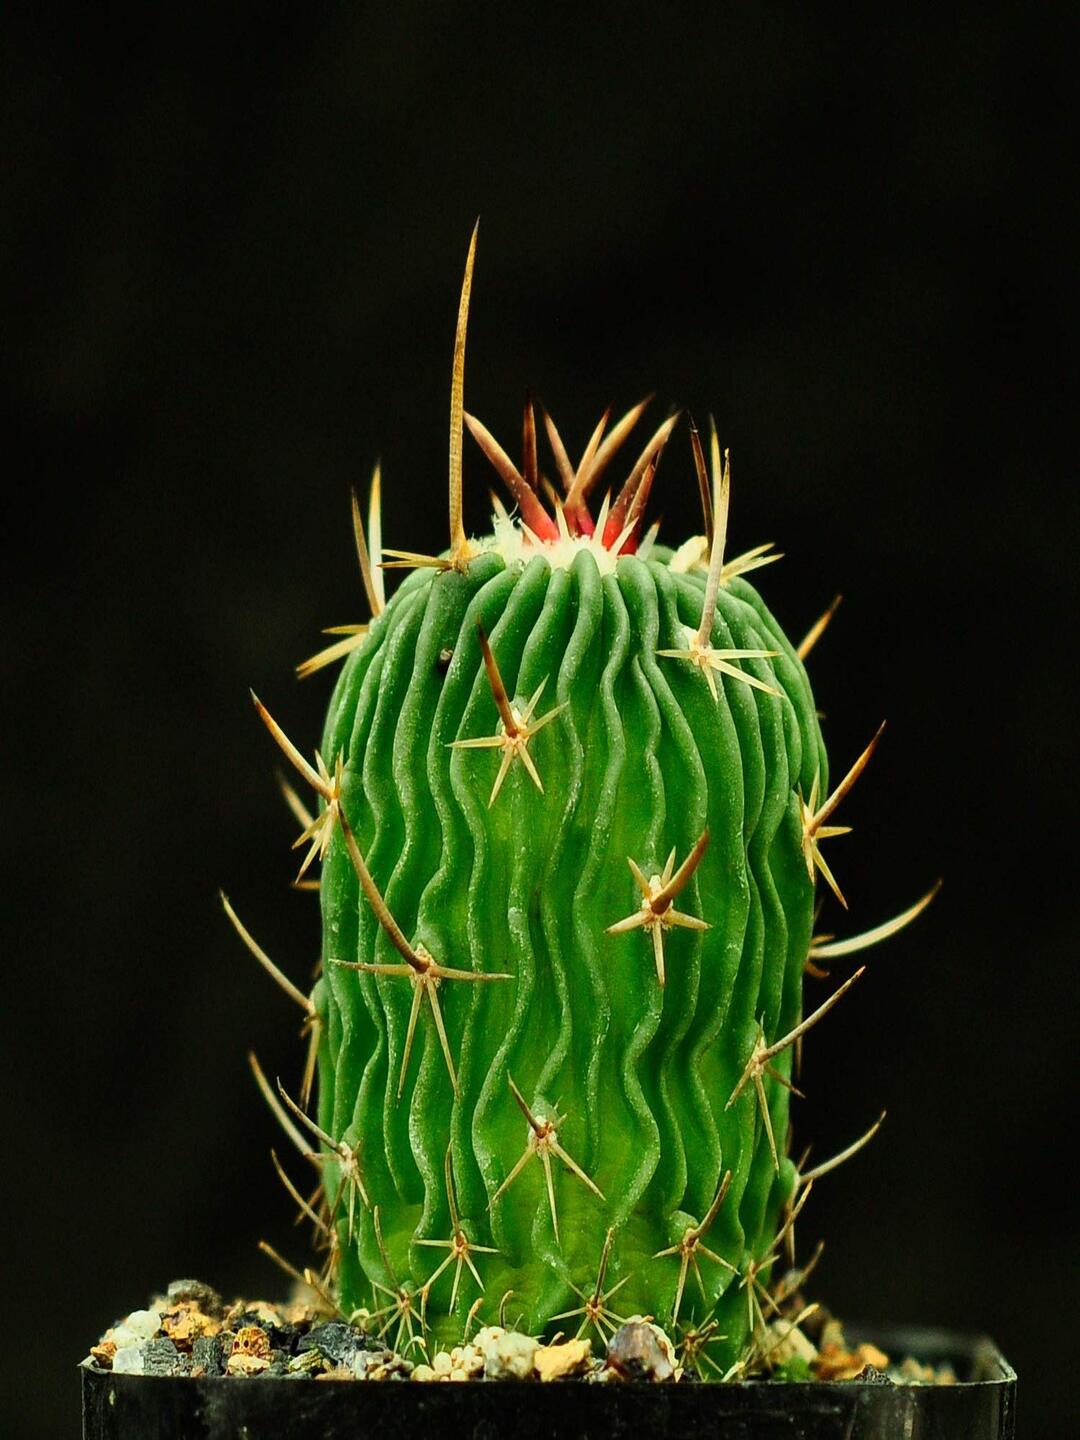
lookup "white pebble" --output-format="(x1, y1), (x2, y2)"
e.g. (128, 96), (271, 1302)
(482, 1329), (538, 1380)
(111, 1346), (145, 1375)
(114, 1310), (161, 1345)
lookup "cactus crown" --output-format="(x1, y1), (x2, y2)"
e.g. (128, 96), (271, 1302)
(228, 227), (937, 1373)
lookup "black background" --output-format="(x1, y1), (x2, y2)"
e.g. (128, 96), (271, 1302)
(2, 6), (1075, 1435)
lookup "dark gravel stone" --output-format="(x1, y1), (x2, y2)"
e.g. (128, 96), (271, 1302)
(856, 1365), (894, 1385)
(298, 1322), (363, 1366)
(142, 1339), (183, 1377)
(191, 1334), (227, 1376)
(270, 1322), (304, 1356)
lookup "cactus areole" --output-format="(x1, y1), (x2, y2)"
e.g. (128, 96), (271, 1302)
(243, 228), (934, 1371)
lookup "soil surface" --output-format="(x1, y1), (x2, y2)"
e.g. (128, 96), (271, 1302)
(85, 1279), (958, 1385)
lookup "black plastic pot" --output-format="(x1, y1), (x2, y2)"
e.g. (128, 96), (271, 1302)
(81, 1327), (1015, 1439)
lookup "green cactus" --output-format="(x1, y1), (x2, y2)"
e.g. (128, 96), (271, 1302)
(233, 228), (937, 1372)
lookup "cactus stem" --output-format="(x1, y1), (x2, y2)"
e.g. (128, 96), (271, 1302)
(653, 1169), (735, 1325)
(371, 1205), (429, 1354)
(333, 808), (509, 982)
(551, 1226), (634, 1341)
(333, 807), (515, 965)
(605, 829), (711, 988)
(491, 1075), (605, 1244)
(332, 806), (421, 965)
(416, 1148), (500, 1314)
(333, 942), (511, 1100)
(449, 623), (569, 805)
(331, 805), (512, 1097)
(799, 723), (886, 909)
(726, 968), (866, 1171)
(796, 594), (843, 662)
(221, 893), (322, 1105)
(276, 1078), (371, 1238)
(806, 881), (942, 973)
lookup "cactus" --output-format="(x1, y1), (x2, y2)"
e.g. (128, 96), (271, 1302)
(229, 227), (938, 1372)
